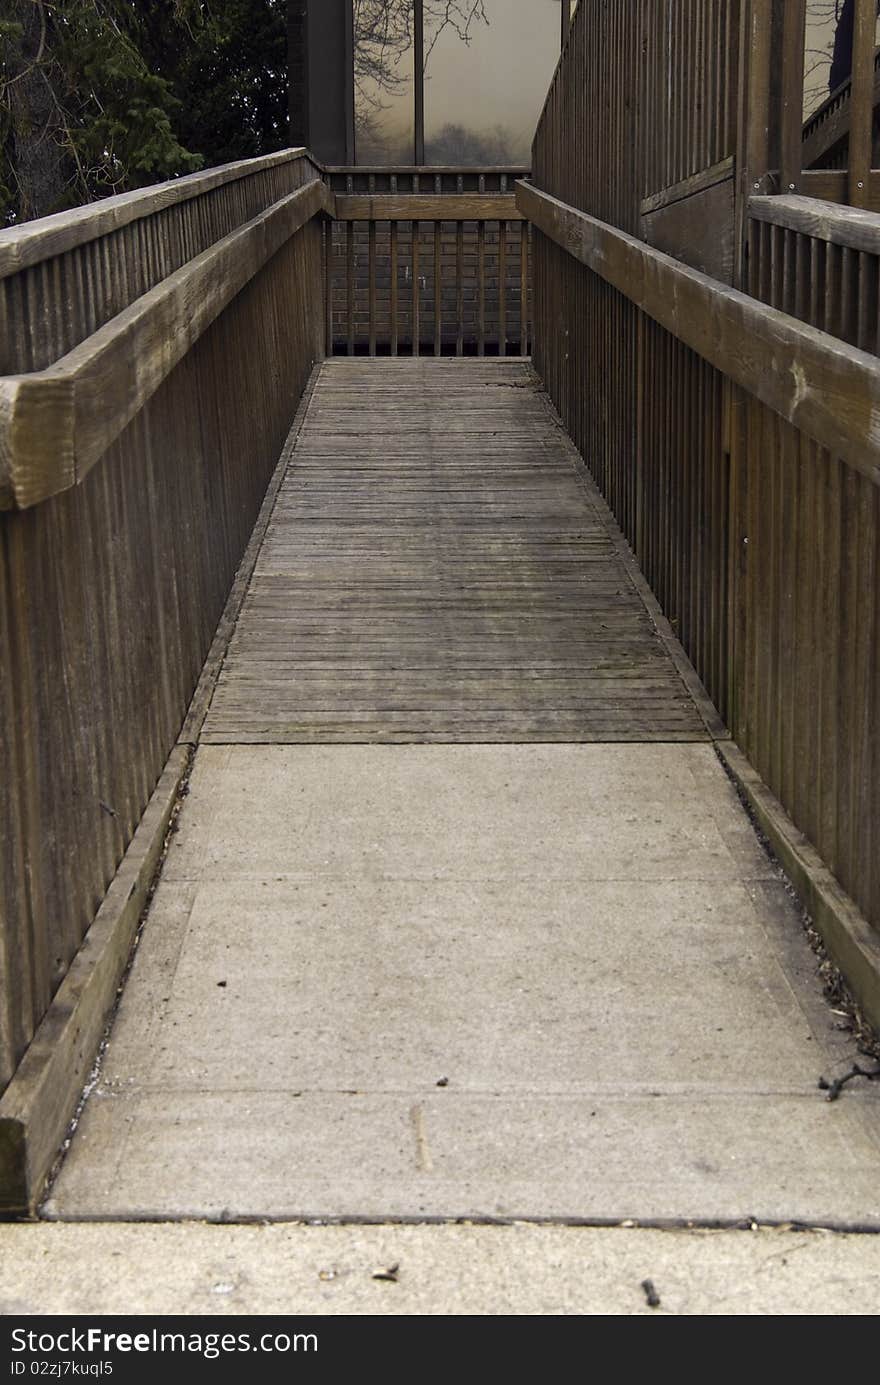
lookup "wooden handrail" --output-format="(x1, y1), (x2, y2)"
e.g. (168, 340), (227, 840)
(0, 148), (318, 280)
(322, 164), (530, 175)
(0, 178), (333, 510)
(749, 192), (880, 253)
(334, 193), (521, 221)
(517, 179), (880, 486)
(0, 170), (530, 508)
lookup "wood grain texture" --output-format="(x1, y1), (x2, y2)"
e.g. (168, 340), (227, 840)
(202, 359), (712, 745)
(335, 194), (522, 222)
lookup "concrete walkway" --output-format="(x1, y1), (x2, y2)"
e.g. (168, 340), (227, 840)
(18, 361), (880, 1310)
(3, 1223), (880, 1315)
(44, 743), (880, 1226)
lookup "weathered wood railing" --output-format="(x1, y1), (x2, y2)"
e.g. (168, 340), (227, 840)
(0, 149), (328, 1204)
(323, 167), (530, 355)
(528, 0), (880, 1029)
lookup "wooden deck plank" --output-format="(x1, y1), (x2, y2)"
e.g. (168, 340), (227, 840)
(202, 360), (712, 744)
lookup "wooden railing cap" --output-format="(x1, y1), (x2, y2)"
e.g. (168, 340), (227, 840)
(749, 193), (880, 254)
(0, 148), (314, 280)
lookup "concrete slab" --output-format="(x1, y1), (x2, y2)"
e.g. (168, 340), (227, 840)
(46, 744), (880, 1226)
(162, 745), (777, 884)
(105, 879), (821, 1092)
(44, 1089), (880, 1226)
(2, 1222), (879, 1315)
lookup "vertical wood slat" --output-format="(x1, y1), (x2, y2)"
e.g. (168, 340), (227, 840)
(434, 220), (442, 356)
(477, 220), (486, 356)
(499, 220), (507, 356)
(390, 221), (399, 357)
(412, 220), (420, 357)
(368, 219), (377, 357)
(346, 220), (355, 356)
(520, 221), (529, 354)
(324, 219), (333, 357)
(849, 0), (877, 207)
(456, 222), (464, 357)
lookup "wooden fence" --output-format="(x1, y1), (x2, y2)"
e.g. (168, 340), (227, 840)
(323, 168), (530, 355)
(0, 150), (327, 1093)
(528, 0), (880, 1004)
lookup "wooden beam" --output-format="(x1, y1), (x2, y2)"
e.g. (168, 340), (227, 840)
(779, 0), (807, 192)
(0, 178), (333, 510)
(735, 0), (776, 291)
(334, 194), (522, 221)
(849, 0), (877, 207)
(322, 165), (530, 176)
(517, 179), (880, 487)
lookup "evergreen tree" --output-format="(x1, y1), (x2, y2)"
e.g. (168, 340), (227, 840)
(1, 1), (205, 223)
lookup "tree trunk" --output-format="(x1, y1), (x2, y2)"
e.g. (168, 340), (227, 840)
(6, 0), (66, 221)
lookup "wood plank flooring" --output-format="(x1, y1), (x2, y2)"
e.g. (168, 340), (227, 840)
(202, 359), (711, 743)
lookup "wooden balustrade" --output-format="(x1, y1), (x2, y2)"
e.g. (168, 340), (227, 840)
(0, 151), (327, 1105)
(323, 169), (530, 356)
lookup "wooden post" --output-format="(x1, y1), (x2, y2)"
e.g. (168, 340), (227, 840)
(734, 0), (774, 291)
(779, 0), (807, 193)
(849, 0), (876, 207)
(415, 0), (425, 165)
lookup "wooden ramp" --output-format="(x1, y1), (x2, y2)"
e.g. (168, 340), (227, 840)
(202, 359), (712, 743)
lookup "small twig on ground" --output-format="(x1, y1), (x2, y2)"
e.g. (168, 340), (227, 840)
(818, 1062), (880, 1102)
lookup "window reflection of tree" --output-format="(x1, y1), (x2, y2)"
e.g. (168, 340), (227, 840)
(354, 0), (488, 154)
